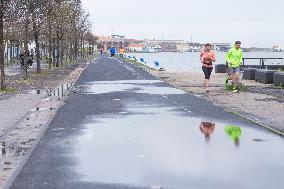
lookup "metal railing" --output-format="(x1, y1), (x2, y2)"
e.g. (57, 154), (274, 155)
(242, 58), (283, 69)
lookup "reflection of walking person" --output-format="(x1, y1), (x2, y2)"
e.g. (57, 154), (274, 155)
(199, 122), (215, 143)
(200, 43), (216, 92)
(224, 125), (241, 147)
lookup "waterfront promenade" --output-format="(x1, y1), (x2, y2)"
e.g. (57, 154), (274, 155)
(5, 55), (284, 189)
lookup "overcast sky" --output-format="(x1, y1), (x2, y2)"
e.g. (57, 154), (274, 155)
(82, 0), (284, 48)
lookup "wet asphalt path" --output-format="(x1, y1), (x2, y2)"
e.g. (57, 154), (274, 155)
(9, 55), (284, 189)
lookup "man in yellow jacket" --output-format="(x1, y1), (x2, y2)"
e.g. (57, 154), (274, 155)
(225, 41), (243, 90)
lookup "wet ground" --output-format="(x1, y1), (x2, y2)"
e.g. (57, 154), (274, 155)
(8, 55), (284, 189)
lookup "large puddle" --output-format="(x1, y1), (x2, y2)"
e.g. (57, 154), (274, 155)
(29, 83), (73, 97)
(73, 80), (185, 95)
(72, 105), (284, 189)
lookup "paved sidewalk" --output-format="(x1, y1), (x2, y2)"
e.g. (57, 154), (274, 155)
(0, 94), (43, 137)
(0, 60), (90, 188)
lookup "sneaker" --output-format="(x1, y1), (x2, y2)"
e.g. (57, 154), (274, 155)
(225, 79), (229, 84)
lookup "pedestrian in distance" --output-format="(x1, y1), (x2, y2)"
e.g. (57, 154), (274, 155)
(200, 43), (216, 92)
(19, 51), (25, 69)
(110, 47), (116, 57)
(119, 47), (124, 59)
(225, 41), (243, 92)
(19, 50), (33, 69)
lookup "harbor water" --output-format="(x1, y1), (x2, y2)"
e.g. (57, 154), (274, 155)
(126, 52), (284, 73)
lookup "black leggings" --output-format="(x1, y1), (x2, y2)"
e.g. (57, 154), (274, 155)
(202, 66), (213, 79)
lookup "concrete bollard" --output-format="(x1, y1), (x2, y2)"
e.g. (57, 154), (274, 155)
(243, 68), (258, 80)
(215, 64), (227, 73)
(255, 69), (277, 84)
(273, 72), (284, 86)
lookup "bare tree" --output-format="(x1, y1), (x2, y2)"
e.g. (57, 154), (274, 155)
(0, 1), (5, 89)
(1, 0), (94, 84)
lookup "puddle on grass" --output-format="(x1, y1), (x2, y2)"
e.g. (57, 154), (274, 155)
(29, 83), (73, 97)
(73, 80), (185, 95)
(72, 106), (284, 189)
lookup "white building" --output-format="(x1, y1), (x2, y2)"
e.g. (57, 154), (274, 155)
(176, 43), (190, 52)
(212, 43), (231, 51)
(127, 43), (144, 52)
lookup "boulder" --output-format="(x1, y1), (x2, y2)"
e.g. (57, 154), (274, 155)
(255, 69), (276, 84)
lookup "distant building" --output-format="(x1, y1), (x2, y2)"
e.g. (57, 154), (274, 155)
(160, 42), (177, 52)
(212, 43), (231, 52)
(188, 43), (202, 52)
(272, 45), (281, 52)
(127, 43), (144, 52)
(145, 39), (185, 44)
(142, 45), (162, 53)
(247, 47), (274, 52)
(176, 43), (190, 52)
(97, 34), (125, 50)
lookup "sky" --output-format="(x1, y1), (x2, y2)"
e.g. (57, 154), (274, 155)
(82, 0), (284, 48)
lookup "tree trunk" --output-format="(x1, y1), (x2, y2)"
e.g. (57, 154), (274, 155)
(52, 38), (56, 67)
(9, 41), (12, 64)
(80, 37), (83, 58)
(74, 41), (78, 61)
(56, 38), (59, 67)
(0, 0), (5, 90)
(60, 42), (63, 66)
(48, 18), (52, 69)
(34, 31), (40, 73)
(23, 9), (29, 80)
(32, 11), (41, 73)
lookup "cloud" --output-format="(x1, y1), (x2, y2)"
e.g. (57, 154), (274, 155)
(82, 0), (284, 47)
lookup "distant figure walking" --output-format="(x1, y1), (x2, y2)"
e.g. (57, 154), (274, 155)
(225, 41), (243, 91)
(19, 50), (33, 69)
(110, 47), (116, 57)
(200, 43), (216, 92)
(118, 47), (124, 59)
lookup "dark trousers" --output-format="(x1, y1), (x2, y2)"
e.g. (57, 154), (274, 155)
(202, 66), (213, 79)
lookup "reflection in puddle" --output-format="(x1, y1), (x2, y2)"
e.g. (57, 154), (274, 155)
(0, 141), (31, 158)
(252, 139), (267, 142)
(224, 125), (242, 147)
(29, 83), (73, 97)
(199, 122), (215, 143)
(73, 80), (185, 95)
(72, 106), (284, 189)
